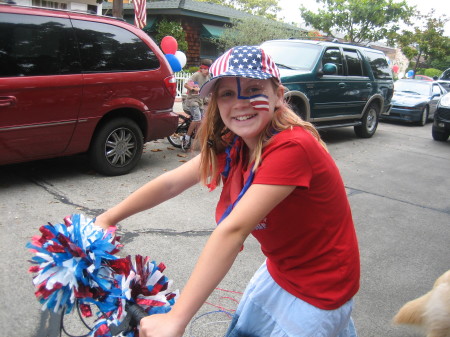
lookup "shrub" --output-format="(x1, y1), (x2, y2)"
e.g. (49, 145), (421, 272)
(424, 68), (443, 78)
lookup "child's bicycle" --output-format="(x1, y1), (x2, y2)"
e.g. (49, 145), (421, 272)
(59, 300), (148, 337)
(27, 214), (177, 337)
(166, 113), (194, 148)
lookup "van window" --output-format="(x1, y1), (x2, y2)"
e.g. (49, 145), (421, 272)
(72, 20), (160, 72)
(0, 13), (79, 77)
(343, 49), (364, 76)
(364, 50), (392, 80)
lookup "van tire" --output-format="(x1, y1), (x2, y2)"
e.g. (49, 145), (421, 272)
(355, 103), (379, 138)
(89, 118), (143, 176)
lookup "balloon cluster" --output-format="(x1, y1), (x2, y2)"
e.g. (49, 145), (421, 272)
(161, 36), (187, 72)
(27, 214), (178, 337)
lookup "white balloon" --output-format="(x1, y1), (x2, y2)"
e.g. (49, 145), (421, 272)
(175, 51), (187, 68)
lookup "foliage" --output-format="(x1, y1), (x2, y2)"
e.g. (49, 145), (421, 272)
(187, 66), (199, 73)
(148, 19), (188, 52)
(299, 0), (413, 44)
(423, 68), (442, 78)
(213, 17), (308, 51)
(195, 0), (280, 20)
(396, 10), (450, 74)
(430, 56), (450, 71)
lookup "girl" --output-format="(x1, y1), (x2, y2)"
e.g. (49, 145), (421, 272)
(95, 45), (360, 337)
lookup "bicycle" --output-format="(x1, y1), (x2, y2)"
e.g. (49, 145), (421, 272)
(28, 214), (237, 337)
(59, 300), (148, 337)
(166, 113), (194, 149)
(27, 214), (177, 337)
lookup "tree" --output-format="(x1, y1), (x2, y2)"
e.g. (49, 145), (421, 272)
(150, 19), (188, 52)
(213, 17), (308, 51)
(396, 10), (450, 75)
(300, 0), (413, 44)
(195, 0), (280, 20)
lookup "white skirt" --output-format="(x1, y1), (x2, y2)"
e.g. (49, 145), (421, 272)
(225, 262), (358, 337)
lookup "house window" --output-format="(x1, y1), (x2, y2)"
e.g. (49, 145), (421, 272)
(32, 0), (67, 9)
(200, 39), (220, 60)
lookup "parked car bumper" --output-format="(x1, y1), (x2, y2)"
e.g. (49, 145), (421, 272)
(381, 106), (423, 123)
(433, 106), (450, 132)
(146, 110), (179, 141)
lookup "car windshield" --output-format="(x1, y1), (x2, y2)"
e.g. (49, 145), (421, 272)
(440, 69), (450, 80)
(394, 81), (430, 96)
(261, 41), (321, 70)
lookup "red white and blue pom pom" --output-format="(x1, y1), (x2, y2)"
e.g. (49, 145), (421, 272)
(27, 214), (121, 314)
(91, 255), (179, 336)
(27, 214), (178, 337)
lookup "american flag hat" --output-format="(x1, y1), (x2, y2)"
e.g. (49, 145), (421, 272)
(199, 45), (281, 97)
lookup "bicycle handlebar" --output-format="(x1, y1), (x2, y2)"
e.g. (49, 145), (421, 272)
(108, 302), (149, 335)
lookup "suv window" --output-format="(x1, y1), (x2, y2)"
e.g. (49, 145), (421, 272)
(0, 13), (79, 77)
(343, 49), (364, 76)
(322, 47), (344, 75)
(364, 50), (392, 80)
(261, 41), (321, 70)
(440, 69), (450, 80)
(72, 19), (160, 72)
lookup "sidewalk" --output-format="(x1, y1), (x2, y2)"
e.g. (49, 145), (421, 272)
(173, 99), (184, 113)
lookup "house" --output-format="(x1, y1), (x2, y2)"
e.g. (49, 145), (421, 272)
(102, 0), (306, 66)
(12, 0), (103, 15)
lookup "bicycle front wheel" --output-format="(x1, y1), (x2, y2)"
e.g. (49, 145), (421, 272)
(167, 123), (189, 148)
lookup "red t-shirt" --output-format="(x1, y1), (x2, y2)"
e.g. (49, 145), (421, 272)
(215, 127), (360, 310)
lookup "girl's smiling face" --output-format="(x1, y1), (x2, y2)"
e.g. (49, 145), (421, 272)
(216, 77), (283, 150)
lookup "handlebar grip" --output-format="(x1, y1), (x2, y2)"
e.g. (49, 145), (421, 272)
(126, 302), (149, 326)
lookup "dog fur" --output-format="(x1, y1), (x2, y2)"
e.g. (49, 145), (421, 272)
(393, 270), (450, 337)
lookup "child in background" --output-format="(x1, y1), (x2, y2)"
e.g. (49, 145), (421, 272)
(181, 59), (212, 150)
(95, 45), (360, 337)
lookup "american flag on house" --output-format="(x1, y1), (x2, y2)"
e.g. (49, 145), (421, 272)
(134, 0), (147, 29)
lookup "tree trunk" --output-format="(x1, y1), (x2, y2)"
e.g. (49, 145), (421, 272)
(413, 50), (422, 79)
(112, 0), (123, 19)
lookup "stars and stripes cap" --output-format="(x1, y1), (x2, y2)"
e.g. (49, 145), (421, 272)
(199, 45), (281, 97)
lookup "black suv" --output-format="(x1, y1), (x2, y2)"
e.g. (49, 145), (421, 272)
(432, 92), (450, 141)
(437, 68), (450, 91)
(261, 39), (394, 138)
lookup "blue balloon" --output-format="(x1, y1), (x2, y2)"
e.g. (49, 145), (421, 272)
(165, 54), (182, 72)
(406, 70), (414, 78)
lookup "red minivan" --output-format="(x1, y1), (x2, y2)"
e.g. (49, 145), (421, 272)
(0, 5), (178, 175)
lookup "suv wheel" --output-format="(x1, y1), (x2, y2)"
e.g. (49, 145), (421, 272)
(89, 118), (143, 176)
(432, 125), (450, 141)
(354, 103), (379, 138)
(418, 106), (429, 126)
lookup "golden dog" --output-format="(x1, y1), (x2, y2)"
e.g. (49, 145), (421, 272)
(393, 270), (450, 337)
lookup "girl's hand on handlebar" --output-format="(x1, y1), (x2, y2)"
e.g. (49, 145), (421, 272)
(139, 313), (185, 337)
(94, 213), (114, 230)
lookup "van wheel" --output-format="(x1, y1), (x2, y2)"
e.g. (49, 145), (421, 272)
(89, 118), (143, 176)
(354, 103), (379, 138)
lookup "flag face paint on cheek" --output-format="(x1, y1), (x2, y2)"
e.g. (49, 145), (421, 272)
(250, 96), (270, 112)
(236, 78), (270, 112)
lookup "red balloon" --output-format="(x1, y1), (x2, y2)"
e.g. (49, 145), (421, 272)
(392, 65), (399, 73)
(161, 36), (178, 55)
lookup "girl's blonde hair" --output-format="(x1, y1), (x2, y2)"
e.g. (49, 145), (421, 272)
(197, 79), (327, 189)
